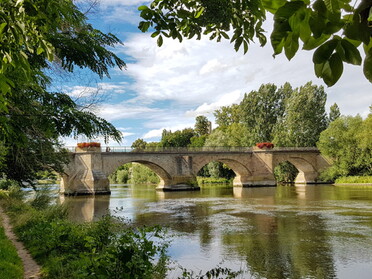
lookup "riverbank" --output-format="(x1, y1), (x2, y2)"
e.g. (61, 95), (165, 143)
(0, 205), (40, 279)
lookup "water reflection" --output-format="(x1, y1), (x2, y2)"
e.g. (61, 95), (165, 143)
(59, 184), (372, 278)
(60, 195), (110, 222)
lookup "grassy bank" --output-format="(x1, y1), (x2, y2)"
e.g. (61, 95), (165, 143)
(0, 217), (23, 279)
(0, 185), (241, 279)
(0, 187), (169, 279)
(335, 176), (372, 184)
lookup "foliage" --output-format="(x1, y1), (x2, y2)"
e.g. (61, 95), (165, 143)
(139, 0), (372, 85)
(214, 104), (242, 129)
(1, 191), (169, 279)
(196, 176), (232, 185)
(274, 161), (299, 183)
(205, 123), (252, 147)
(317, 115), (372, 181)
(335, 176), (372, 184)
(0, 0), (124, 186)
(197, 161), (235, 180)
(131, 138), (147, 151)
(129, 163), (160, 185)
(189, 135), (208, 147)
(0, 224), (23, 279)
(273, 82), (328, 147)
(240, 83), (292, 143)
(329, 103), (341, 123)
(110, 163), (160, 185)
(178, 265), (242, 279)
(194, 116), (210, 136)
(0, 0), (125, 99)
(160, 128), (195, 147)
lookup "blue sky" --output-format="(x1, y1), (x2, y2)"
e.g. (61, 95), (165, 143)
(61, 0), (372, 147)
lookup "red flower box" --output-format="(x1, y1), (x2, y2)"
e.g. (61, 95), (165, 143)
(77, 142), (101, 148)
(256, 142), (274, 149)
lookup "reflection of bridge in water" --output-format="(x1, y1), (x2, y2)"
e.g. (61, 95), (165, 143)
(60, 146), (330, 195)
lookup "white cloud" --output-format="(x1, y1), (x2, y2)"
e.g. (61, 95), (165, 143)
(96, 103), (162, 121)
(120, 32), (371, 121)
(65, 82), (127, 97)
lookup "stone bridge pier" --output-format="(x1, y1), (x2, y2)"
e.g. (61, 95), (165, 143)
(60, 147), (330, 195)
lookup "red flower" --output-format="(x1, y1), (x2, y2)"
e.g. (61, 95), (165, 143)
(256, 142), (274, 149)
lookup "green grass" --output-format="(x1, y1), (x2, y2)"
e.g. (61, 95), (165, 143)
(0, 221), (23, 279)
(335, 176), (372, 184)
(197, 176), (232, 185)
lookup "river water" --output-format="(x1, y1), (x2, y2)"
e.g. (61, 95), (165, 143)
(59, 184), (372, 278)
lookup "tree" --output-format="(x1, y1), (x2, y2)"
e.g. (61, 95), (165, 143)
(0, 0), (125, 185)
(317, 115), (371, 180)
(131, 138), (147, 151)
(273, 82), (328, 147)
(0, 0), (125, 103)
(214, 104), (242, 128)
(160, 128), (195, 147)
(240, 83), (291, 143)
(139, 0), (372, 86)
(329, 103), (341, 123)
(194, 115), (210, 136)
(204, 123), (252, 146)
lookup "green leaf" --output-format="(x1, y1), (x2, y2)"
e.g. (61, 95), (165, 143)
(324, 0), (340, 13)
(195, 7), (204, 19)
(313, 38), (339, 64)
(363, 50), (372, 82)
(234, 37), (243, 52)
(284, 33), (299, 60)
(157, 35), (163, 47)
(138, 5), (149, 11)
(37, 47), (44, 55)
(262, 0), (287, 14)
(0, 23), (7, 35)
(151, 31), (160, 38)
(340, 39), (362, 65)
(319, 53), (343, 86)
(303, 34), (330, 50)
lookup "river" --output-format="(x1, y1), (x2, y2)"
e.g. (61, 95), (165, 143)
(59, 184), (372, 279)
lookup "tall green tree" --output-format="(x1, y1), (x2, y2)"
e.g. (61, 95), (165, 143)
(194, 115), (210, 136)
(317, 115), (372, 180)
(329, 103), (341, 123)
(273, 82), (328, 147)
(139, 0), (372, 85)
(214, 104), (242, 128)
(240, 83), (292, 143)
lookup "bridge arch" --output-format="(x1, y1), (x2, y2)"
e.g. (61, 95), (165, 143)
(193, 157), (253, 186)
(273, 156), (318, 184)
(102, 158), (173, 187)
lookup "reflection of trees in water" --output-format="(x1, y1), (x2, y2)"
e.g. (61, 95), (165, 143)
(222, 212), (336, 279)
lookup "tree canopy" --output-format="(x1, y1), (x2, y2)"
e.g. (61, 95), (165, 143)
(138, 0), (372, 86)
(0, 0), (125, 185)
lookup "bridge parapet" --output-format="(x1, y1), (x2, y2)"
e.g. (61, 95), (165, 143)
(64, 146), (319, 153)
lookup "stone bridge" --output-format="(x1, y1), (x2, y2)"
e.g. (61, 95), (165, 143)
(60, 146), (330, 195)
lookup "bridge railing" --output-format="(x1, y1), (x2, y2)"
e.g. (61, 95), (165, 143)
(63, 146), (319, 153)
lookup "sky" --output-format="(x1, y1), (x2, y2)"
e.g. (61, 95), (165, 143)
(61, 0), (372, 147)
